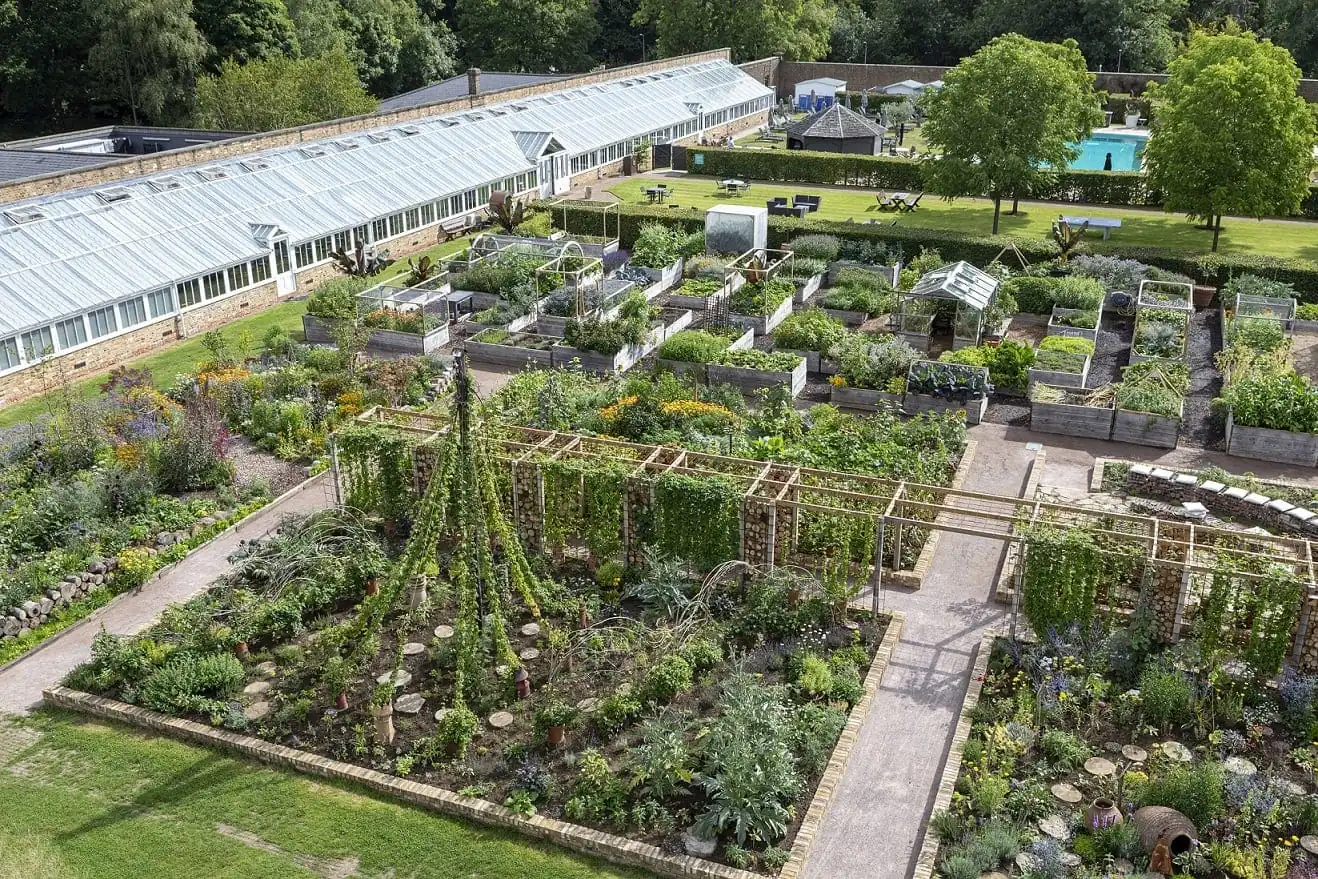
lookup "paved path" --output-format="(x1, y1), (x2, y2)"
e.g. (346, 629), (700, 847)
(0, 474), (335, 715)
(801, 436), (1034, 879)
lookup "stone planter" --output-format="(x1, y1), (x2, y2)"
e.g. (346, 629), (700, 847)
(371, 703), (395, 746)
(904, 392), (988, 425)
(730, 294), (794, 336)
(1030, 395), (1114, 439)
(1226, 410), (1318, 466)
(1085, 798), (1125, 831)
(1047, 307), (1099, 343)
(1112, 403), (1182, 449)
(706, 356), (807, 397)
(830, 385), (902, 411)
(1027, 355), (1090, 390)
(793, 273), (823, 305)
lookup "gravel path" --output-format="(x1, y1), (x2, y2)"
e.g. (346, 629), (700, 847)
(1085, 311), (1133, 389)
(1182, 308), (1226, 450)
(226, 436), (309, 496)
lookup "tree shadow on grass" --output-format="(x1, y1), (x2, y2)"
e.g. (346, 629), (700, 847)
(52, 752), (235, 842)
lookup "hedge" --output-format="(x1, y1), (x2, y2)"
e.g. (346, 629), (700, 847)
(684, 146), (1318, 219)
(552, 202), (1318, 301)
(835, 91), (913, 112)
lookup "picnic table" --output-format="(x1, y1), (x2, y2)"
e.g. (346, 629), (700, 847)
(644, 186), (668, 204)
(717, 179), (748, 196)
(1063, 215), (1122, 240)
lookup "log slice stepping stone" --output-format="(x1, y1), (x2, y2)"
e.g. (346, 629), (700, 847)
(377, 670), (412, 688)
(244, 701), (272, 721)
(1059, 853), (1082, 868)
(1282, 780), (1308, 797)
(395, 693), (425, 714)
(252, 661), (277, 678)
(434, 625), (454, 639)
(519, 647), (540, 662)
(488, 710), (514, 729)
(1016, 852), (1039, 872)
(1084, 756), (1116, 777)
(1301, 836), (1318, 856)
(1121, 745), (1148, 763)
(576, 697), (600, 713)
(1038, 815), (1069, 840)
(1224, 756), (1257, 776)
(242, 681), (271, 697)
(402, 642), (427, 656)
(1160, 741), (1192, 762)
(520, 623), (541, 637)
(1051, 782), (1083, 804)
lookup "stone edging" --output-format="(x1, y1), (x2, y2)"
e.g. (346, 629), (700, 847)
(44, 610), (904, 879)
(910, 627), (999, 879)
(0, 472), (326, 676)
(891, 440), (978, 590)
(779, 610), (905, 879)
(989, 448), (1045, 603)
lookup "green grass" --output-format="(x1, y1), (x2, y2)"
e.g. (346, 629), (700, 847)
(0, 236), (474, 430)
(610, 177), (1318, 262)
(0, 710), (642, 879)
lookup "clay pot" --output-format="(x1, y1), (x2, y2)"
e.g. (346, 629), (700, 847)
(408, 576), (428, 610)
(546, 725), (566, 747)
(1192, 285), (1216, 310)
(365, 577), (380, 597)
(514, 668), (531, 699)
(233, 641), (249, 659)
(1133, 806), (1196, 858)
(1085, 797), (1124, 830)
(335, 692), (349, 710)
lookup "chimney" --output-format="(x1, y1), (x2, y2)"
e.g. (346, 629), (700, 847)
(467, 68), (481, 97)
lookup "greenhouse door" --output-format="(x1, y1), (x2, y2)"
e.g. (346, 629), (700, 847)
(553, 154), (570, 195)
(273, 239), (296, 296)
(539, 158), (554, 198)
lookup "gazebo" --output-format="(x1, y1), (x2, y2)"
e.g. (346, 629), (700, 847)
(894, 261), (1001, 352)
(785, 104), (887, 155)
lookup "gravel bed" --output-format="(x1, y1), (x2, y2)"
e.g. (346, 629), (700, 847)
(983, 394), (1031, 426)
(1084, 311), (1133, 389)
(226, 436), (309, 495)
(1181, 308), (1225, 450)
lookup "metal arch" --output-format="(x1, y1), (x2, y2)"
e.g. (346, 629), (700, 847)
(555, 240), (585, 262)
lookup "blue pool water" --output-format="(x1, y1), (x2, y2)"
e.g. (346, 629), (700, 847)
(1067, 133), (1147, 172)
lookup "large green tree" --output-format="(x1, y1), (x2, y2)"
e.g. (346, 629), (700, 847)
(633, 0), (835, 61)
(593, 0), (653, 64)
(455, 0), (599, 71)
(1144, 27), (1317, 250)
(0, 0), (99, 126)
(1263, 0), (1318, 77)
(337, 0), (457, 97)
(194, 45), (376, 129)
(193, 0), (296, 67)
(922, 34), (1104, 234)
(86, 0), (209, 124)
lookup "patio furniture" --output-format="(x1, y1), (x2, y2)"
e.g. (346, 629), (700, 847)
(793, 195), (820, 212)
(644, 186), (668, 204)
(1062, 215), (1121, 240)
(768, 197), (788, 208)
(897, 192), (923, 212)
(719, 179), (747, 196)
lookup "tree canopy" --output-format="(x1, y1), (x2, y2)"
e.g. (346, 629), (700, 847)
(87, 0), (209, 125)
(633, 0), (836, 61)
(1143, 27), (1318, 250)
(195, 45), (377, 130)
(194, 0), (297, 67)
(921, 34), (1104, 233)
(455, 0), (599, 72)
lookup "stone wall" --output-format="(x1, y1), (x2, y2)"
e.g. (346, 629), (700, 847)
(1123, 464), (1318, 536)
(0, 50), (732, 205)
(738, 56), (781, 89)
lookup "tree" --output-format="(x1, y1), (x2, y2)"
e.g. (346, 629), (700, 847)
(1263, 0), (1318, 77)
(455, 0), (599, 71)
(593, 0), (653, 65)
(0, 0), (100, 125)
(829, 3), (893, 63)
(338, 0), (457, 96)
(193, 0), (297, 67)
(633, 0), (835, 62)
(1143, 27), (1317, 250)
(921, 34), (1104, 234)
(195, 45), (377, 130)
(86, 0), (208, 124)
(285, 0), (351, 59)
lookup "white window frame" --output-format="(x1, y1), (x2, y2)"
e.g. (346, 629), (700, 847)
(55, 316), (88, 350)
(250, 256), (271, 285)
(178, 278), (203, 308)
(148, 287), (175, 318)
(20, 326), (53, 360)
(202, 271), (226, 301)
(87, 306), (117, 339)
(226, 262), (251, 292)
(118, 297), (147, 328)
(0, 336), (19, 372)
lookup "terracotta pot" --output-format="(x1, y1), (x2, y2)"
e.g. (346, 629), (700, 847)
(1192, 285), (1216, 310)
(233, 641), (249, 659)
(1085, 797), (1124, 830)
(365, 577), (380, 597)
(335, 692), (349, 710)
(546, 725), (566, 747)
(1133, 805), (1196, 858)
(787, 586), (802, 607)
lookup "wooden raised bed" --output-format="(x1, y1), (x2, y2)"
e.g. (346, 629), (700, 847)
(830, 385), (902, 411)
(1225, 410), (1318, 467)
(730, 294), (794, 336)
(1029, 391), (1114, 439)
(904, 393), (988, 425)
(303, 314), (450, 355)
(1047, 307), (1099, 343)
(1027, 355), (1090, 391)
(794, 274), (824, 305)
(1112, 402), (1182, 449)
(706, 356), (807, 397)
(465, 332), (557, 367)
(820, 307), (869, 327)
(636, 257), (685, 292)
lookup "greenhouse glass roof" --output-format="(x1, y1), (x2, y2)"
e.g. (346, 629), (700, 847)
(0, 59), (771, 337)
(907, 261), (1000, 311)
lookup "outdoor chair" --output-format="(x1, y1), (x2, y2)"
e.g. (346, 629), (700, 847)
(768, 197), (788, 208)
(793, 195), (820, 212)
(898, 192), (924, 212)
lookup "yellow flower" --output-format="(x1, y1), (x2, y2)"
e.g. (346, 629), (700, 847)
(1058, 692), (1067, 700)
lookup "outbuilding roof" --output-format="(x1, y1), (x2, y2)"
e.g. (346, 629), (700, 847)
(786, 104), (886, 140)
(907, 261), (1000, 310)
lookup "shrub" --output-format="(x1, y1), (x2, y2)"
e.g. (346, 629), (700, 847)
(788, 701), (847, 775)
(564, 293), (655, 355)
(724, 844), (752, 869)
(835, 333), (919, 390)
(640, 654), (694, 704)
(1230, 316), (1287, 352)
(761, 846), (790, 872)
(138, 652), (245, 714)
(773, 308), (847, 353)
(940, 341), (1034, 395)
(794, 653), (834, 699)
(718, 349), (804, 372)
(655, 330), (731, 363)
(930, 810), (971, 844)
(1039, 729), (1091, 771)
(1141, 762), (1226, 828)
(968, 773), (1009, 815)
(1138, 663), (1194, 729)
(564, 749), (629, 826)
(594, 690), (642, 735)
(1006, 275), (1105, 314)
(679, 636), (723, 674)
(1069, 254), (1149, 291)
(631, 222), (683, 268)
(513, 211), (552, 238)
(788, 234), (841, 262)
(435, 705), (478, 759)
(1094, 821), (1141, 860)
(306, 277), (371, 320)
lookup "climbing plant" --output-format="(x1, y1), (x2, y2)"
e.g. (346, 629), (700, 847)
(653, 472), (742, 570)
(1019, 524), (1105, 636)
(540, 458), (629, 562)
(1245, 564), (1303, 678)
(334, 425), (417, 525)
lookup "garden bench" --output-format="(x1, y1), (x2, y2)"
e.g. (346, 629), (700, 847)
(438, 216), (468, 241)
(792, 195), (820, 212)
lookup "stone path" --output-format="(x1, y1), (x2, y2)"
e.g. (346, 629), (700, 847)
(800, 436), (1033, 879)
(0, 474), (335, 716)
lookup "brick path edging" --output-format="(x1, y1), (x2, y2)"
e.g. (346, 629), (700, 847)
(43, 611), (904, 879)
(779, 610), (905, 879)
(993, 449), (1046, 603)
(890, 440), (978, 590)
(0, 471), (326, 677)
(909, 628), (999, 879)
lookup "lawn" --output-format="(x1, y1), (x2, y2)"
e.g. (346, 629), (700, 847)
(608, 177), (1318, 262)
(0, 236), (474, 430)
(0, 710), (642, 879)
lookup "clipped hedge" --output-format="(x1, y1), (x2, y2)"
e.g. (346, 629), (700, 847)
(684, 146), (1318, 218)
(552, 202), (1318, 300)
(835, 91), (912, 112)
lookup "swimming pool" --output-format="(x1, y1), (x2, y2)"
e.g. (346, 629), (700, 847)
(1067, 133), (1147, 172)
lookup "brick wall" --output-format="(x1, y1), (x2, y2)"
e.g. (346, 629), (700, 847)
(776, 60), (1318, 102)
(0, 50), (732, 205)
(738, 56), (781, 89)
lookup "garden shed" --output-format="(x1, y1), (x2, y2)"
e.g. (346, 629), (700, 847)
(896, 261), (1001, 351)
(785, 104), (887, 155)
(793, 76), (846, 111)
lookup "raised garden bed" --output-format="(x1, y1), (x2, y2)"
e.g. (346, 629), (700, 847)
(829, 385), (903, 411)
(1112, 402), (1182, 449)
(730, 293), (794, 337)
(1029, 386), (1115, 439)
(905, 392), (988, 425)
(1028, 355), (1091, 391)
(655, 327), (755, 382)
(903, 361), (991, 425)
(707, 351), (808, 397)
(1047, 307), (1100, 343)
(303, 314), (451, 355)
(465, 329), (557, 367)
(821, 307), (869, 327)
(793, 274), (824, 305)
(1225, 410), (1318, 466)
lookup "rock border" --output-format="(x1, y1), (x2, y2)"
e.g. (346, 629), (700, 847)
(45, 611), (905, 879)
(890, 440), (979, 590)
(910, 627), (1000, 879)
(779, 610), (905, 879)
